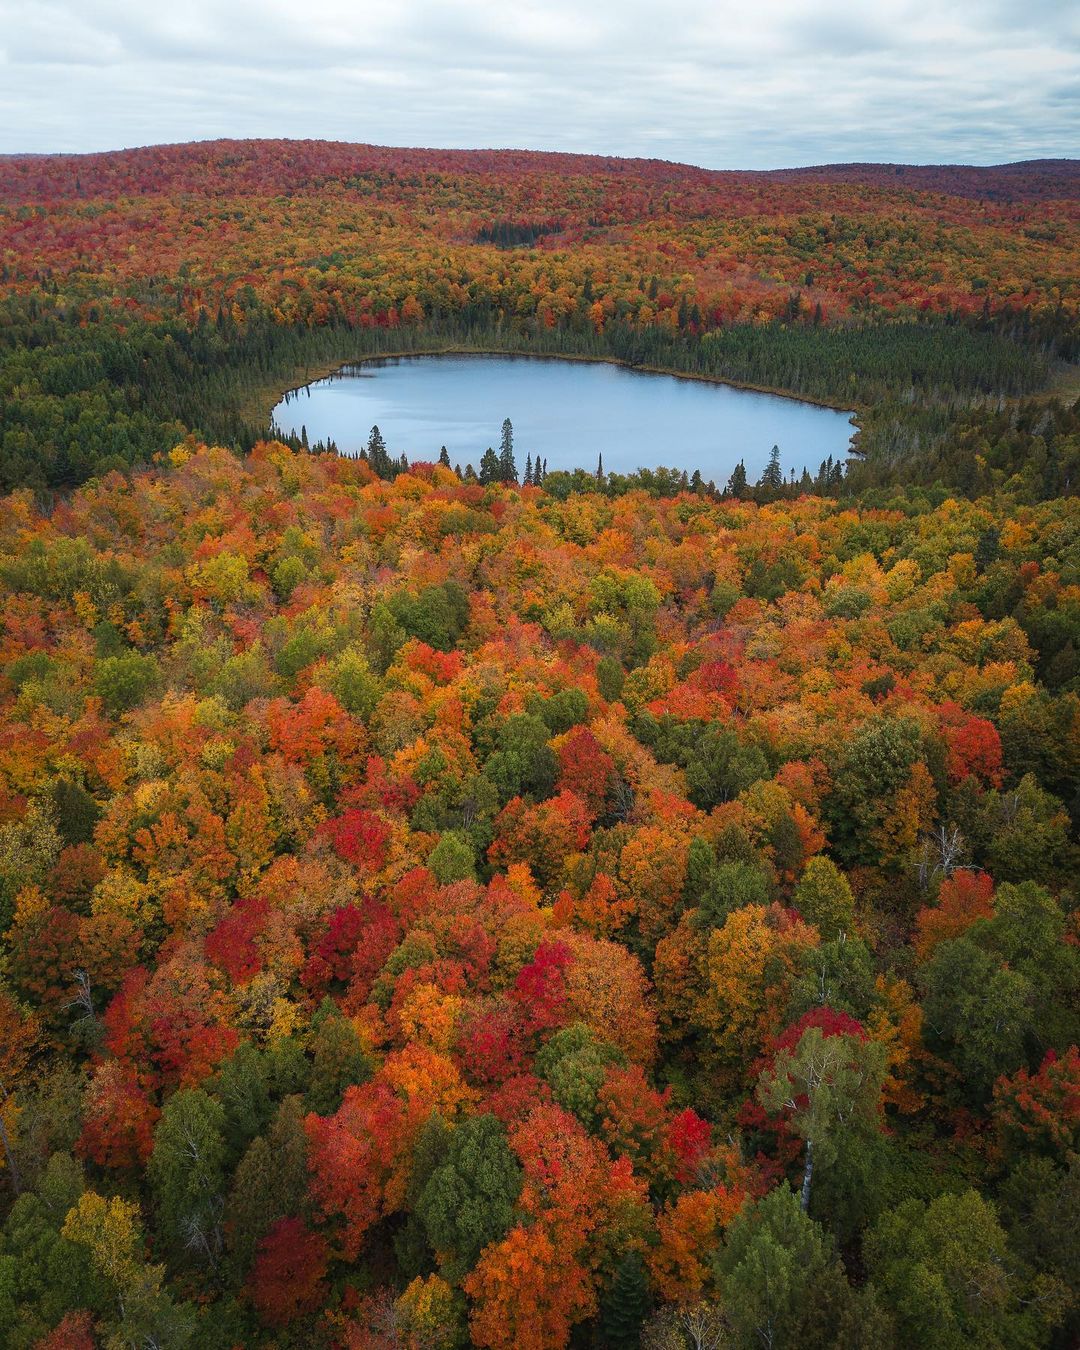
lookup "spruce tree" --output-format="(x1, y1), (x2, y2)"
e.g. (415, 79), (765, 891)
(759, 443), (784, 493)
(498, 418), (517, 483)
(479, 447), (500, 485)
(367, 425), (391, 478)
(600, 1250), (650, 1348)
(727, 460), (748, 498)
(438, 445), (451, 468)
(525, 453), (533, 485)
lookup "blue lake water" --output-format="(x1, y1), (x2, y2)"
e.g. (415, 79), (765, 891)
(270, 354), (855, 484)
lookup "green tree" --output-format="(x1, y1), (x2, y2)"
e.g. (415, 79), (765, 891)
(534, 1023), (625, 1129)
(93, 651), (161, 715)
(478, 446), (501, 485)
(367, 424), (392, 478)
(225, 1096), (309, 1276)
(714, 1185), (854, 1349)
(758, 444), (784, 494)
(727, 460), (748, 498)
(498, 418), (518, 483)
(793, 858), (856, 941)
(827, 716), (922, 867)
(428, 830), (476, 883)
(148, 1089), (227, 1265)
(416, 1114), (522, 1282)
(601, 1249), (651, 1349)
(211, 1043), (274, 1163)
(305, 998), (373, 1116)
(757, 1025), (887, 1211)
(866, 1190), (1049, 1349)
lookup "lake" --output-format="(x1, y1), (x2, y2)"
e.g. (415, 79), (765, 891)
(270, 354), (855, 485)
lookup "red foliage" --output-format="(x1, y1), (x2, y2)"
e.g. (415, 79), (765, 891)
(46, 844), (107, 907)
(204, 896), (270, 985)
(247, 1217), (330, 1327)
(914, 870), (995, 961)
(488, 791), (591, 889)
(76, 1061), (160, 1170)
(771, 1006), (866, 1056)
(512, 939), (572, 1037)
(301, 904), (367, 995)
(455, 1002), (527, 1086)
(556, 727), (617, 818)
(320, 807), (392, 875)
(33, 1310), (98, 1350)
(7, 906), (80, 1015)
(992, 1046), (1080, 1160)
(667, 1107), (713, 1183)
(304, 1081), (403, 1259)
(939, 703), (1004, 787)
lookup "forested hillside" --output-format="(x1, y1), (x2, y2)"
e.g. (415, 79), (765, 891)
(0, 445), (1078, 1348)
(0, 142), (1078, 1349)
(1, 141), (1077, 489)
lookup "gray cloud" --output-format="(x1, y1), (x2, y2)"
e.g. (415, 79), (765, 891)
(0, 0), (1076, 166)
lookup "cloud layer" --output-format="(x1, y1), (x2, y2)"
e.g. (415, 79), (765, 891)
(2, 0), (1077, 167)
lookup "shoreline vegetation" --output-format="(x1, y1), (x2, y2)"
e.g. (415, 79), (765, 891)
(264, 347), (862, 422)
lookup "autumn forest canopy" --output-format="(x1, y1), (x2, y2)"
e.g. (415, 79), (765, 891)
(0, 139), (1078, 1350)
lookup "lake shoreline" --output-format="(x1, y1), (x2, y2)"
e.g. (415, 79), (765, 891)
(261, 345), (861, 430)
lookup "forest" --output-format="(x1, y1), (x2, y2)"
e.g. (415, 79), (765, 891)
(1, 141), (1078, 491)
(0, 141), (1077, 1350)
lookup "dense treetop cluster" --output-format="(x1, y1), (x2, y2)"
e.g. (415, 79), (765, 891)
(0, 443), (1077, 1347)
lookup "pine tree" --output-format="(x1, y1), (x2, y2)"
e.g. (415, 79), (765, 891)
(596, 453), (604, 486)
(498, 418), (517, 483)
(525, 453), (533, 485)
(438, 445), (451, 468)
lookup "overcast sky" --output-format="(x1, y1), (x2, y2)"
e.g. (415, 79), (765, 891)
(1, 0), (1077, 168)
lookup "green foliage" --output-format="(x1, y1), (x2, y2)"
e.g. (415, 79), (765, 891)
(793, 857), (856, 940)
(428, 830), (477, 883)
(866, 1190), (1050, 1349)
(387, 581), (470, 652)
(148, 1089), (228, 1263)
(93, 651), (161, 715)
(535, 1023), (626, 1128)
(715, 1185), (855, 1349)
(416, 1114), (522, 1281)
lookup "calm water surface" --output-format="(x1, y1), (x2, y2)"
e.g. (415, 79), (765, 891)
(270, 355), (855, 483)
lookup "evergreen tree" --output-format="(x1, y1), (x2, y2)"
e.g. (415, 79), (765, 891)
(727, 460), (748, 498)
(498, 418), (517, 483)
(367, 425), (392, 478)
(438, 445), (451, 468)
(416, 1114), (522, 1282)
(479, 447), (501, 485)
(525, 453), (533, 484)
(600, 1249), (650, 1348)
(759, 443), (783, 493)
